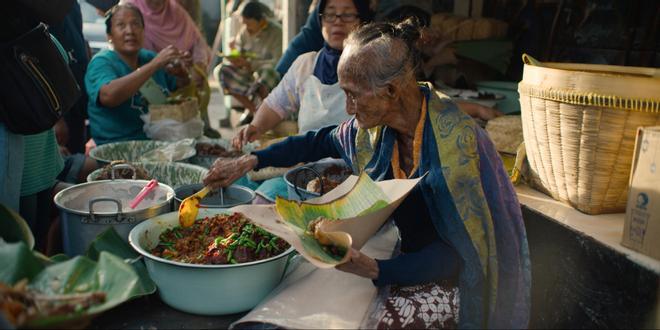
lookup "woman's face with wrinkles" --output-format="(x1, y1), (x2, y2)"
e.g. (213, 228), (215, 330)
(108, 7), (144, 56)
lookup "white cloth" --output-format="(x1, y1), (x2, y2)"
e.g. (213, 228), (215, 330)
(263, 52), (352, 133)
(230, 222), (399, 329)
(298, 71), (350, 134)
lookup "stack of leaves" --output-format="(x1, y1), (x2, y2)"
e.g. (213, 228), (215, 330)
(0, 241), (153, 328)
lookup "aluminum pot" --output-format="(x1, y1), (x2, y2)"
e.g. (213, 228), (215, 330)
(128, 209), (295, 315)
(54, 180), (175, 256)
(284, 158), (352, 201)
(174, 183), (255, 209)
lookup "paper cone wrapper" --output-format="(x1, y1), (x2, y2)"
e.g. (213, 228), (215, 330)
(230, 174), (421, 268)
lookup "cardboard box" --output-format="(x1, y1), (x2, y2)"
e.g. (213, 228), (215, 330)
(622, 126), (660, 261)
(149, 97), (199, 123)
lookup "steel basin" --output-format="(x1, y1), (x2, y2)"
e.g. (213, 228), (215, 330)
(128, 209), (294, 315)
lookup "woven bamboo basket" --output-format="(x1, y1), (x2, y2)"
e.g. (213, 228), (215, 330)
(518, 54), (660, 214)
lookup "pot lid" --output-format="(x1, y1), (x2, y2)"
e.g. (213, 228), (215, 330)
(54, 180), (174, 214)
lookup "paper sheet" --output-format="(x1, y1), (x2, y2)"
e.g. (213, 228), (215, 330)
(230, 222), (399, 329)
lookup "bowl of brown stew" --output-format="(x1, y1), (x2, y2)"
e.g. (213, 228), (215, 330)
(128, 209), (294, 315)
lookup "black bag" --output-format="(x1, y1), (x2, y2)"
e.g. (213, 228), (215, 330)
(0, 23), (81, 135)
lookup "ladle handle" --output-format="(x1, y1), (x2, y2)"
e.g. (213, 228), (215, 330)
(293, 166), (323, 201)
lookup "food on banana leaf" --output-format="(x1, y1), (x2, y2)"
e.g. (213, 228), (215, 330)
(306, 217), (348, 260)
(151, 212), (289, 264)
(0, 279), (105, 327)
(276, 173), (390, 265)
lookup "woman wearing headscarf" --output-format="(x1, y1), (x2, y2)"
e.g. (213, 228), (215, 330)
(204, 18), (530, 329)
(125, 0), (212, 69)
(231, 0), (372, 202)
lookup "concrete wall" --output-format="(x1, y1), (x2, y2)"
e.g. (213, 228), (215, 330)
(523, 206), (659, 328)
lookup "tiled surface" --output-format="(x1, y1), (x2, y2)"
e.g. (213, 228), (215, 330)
(516, 184), (660, 275)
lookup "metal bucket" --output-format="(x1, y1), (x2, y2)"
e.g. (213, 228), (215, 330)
(54, 180), (175, 256)
(174, 183), (255, 209)
(284, 158), (352, 201)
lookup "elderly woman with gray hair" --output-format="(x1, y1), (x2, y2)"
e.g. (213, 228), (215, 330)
(204, 18), (530, 329)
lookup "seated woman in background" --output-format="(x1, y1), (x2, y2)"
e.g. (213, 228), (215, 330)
(214, 1), (283, 125)
(85, 4), (191, 145)
(204, 18), (530, 329)
(126, 0), (218, 137)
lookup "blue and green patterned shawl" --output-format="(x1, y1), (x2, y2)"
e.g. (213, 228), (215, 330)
(331, 83), (531, 328)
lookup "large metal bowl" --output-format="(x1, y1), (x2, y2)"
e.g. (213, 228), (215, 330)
(87, 161), (208, 189)
(284, 158), (352, 201)
(128, 209), (294, 315)
(89, 140), (196, 165)
(174, 183), (255, 209)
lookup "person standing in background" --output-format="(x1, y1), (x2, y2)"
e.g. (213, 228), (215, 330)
(176, 0), (203, 34)
(50, 1), (91, 155)
(125, 0), (212, 70)
(0, 0), (76, 251)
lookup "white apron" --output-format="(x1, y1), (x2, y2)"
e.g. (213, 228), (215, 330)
(297, 54), (352, 133)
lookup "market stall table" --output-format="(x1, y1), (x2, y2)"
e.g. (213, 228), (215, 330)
(89, 294), (245, 329)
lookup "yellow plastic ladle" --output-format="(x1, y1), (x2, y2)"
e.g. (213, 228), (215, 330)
(178, 185), (211, 227)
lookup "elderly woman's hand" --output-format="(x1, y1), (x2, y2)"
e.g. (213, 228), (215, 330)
(335, 248), (379, 280)
(232, 123), (262, 151)
(203, 154), (258, 189)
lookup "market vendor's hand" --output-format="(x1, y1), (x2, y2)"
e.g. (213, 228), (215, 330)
(165, 56), (192, 79)
(335, 248), (379, 280)
(233, 123), (262, 151)
(153, 45), (183, 69)
(203, 154), (258, 189)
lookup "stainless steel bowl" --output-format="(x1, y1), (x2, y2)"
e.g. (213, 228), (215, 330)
(174, 183), (255, 209)
(284, 158), (352, 201)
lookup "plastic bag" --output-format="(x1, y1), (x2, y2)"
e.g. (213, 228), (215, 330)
(141, 113), (203, 141)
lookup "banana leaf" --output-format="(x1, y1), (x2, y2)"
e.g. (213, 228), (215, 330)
(231, 173), (422, 268)
(275, 172), (390, 228)
(0, 242), (151, 328)
(0, 203), (34, 249)
(275, 173), (389, 264)
(85, 227), (156, 295)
